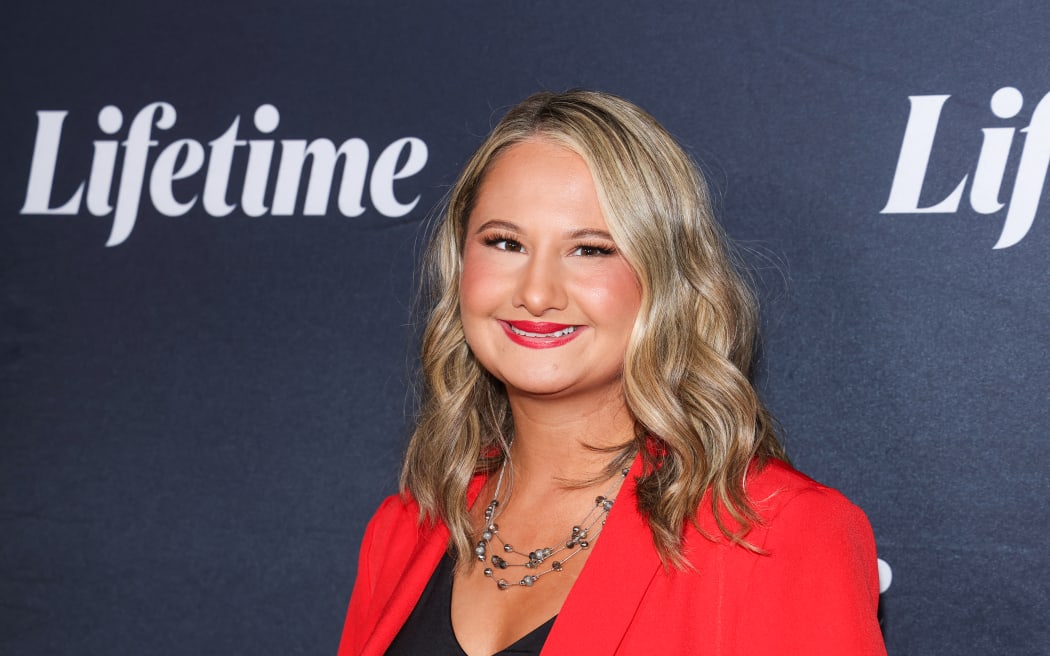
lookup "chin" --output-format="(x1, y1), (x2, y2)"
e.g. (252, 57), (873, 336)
(505, 376), (623, 401)
(503, 380), (572, 397)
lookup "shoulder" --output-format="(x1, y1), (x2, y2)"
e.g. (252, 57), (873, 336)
(728, 460), (886, 653)
(746, 458), (871, 532)
(739, 458), (881, 606)
(361, 469), (489, 550)
(350, 493), (432, 610)
(368, 493), (419, 528)
(360, 493), (422, 554)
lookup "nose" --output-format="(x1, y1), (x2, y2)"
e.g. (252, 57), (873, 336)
(512, 252), (567, 316)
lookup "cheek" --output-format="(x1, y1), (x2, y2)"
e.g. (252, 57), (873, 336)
(459, 246), (501, 320)
(579, 266), (642, 327)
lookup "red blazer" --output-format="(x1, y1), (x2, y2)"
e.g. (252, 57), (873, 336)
(339, 456), (886, 655)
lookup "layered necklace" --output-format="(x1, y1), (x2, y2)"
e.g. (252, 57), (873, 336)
(474, 459), (630, 591)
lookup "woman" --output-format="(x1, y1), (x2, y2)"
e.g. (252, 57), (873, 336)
(339, 90), (886, 655)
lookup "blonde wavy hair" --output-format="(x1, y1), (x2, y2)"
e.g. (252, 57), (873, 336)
(402, 89), (786, 566)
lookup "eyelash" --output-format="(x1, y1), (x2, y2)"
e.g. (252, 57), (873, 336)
(571, 243), (617, 257)
(483, 232), (524, 252)
(482, 232), (617, 257)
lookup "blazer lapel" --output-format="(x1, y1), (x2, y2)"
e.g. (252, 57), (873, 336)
(360, 474), (489, 656)
(543, 454), (663, 654)
(360, 519), (449, 656)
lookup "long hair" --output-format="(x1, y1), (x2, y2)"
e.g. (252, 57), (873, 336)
(401, 90), (786, 566)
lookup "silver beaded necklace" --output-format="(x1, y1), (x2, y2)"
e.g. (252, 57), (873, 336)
(474, 459), (630, 591)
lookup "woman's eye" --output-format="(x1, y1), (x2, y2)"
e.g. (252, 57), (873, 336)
(571, 244), (616, 257)
(485, 237), (524, 252)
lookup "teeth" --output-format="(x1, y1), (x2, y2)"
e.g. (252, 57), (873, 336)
(509, 325), (577, 338)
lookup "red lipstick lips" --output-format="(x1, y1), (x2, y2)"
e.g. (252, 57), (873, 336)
(501, 320), (583, 349)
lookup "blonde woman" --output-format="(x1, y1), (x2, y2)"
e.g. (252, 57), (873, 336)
(339, 90), (886, 656)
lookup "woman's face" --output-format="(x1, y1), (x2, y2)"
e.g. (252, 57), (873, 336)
(459, 138), (642, 401)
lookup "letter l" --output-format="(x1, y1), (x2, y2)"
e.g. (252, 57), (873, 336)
(20, 111), (84, 214)
(882, 95), (966, 214)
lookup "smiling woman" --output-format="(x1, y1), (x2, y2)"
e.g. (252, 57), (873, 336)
(460, 139), (642, 400)
(339, 90), (887, 656)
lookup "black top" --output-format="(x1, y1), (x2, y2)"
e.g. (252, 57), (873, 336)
(386, 554), (556, 655)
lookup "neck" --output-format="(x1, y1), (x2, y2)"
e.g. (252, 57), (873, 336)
(504, 388), (636, 487)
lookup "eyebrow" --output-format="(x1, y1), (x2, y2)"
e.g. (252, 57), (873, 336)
(473, 220), (614, 242)
(568, 228), (615, 241)
(473, 220), (519, 234)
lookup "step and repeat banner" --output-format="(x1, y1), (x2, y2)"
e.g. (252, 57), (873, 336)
(3, 1), (1047, 654)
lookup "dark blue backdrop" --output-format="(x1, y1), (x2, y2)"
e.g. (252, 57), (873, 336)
(3, 1), (1048, 654)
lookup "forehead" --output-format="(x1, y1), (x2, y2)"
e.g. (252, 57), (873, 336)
(468, 138), (606, 230)
(484, 137), (588, 184)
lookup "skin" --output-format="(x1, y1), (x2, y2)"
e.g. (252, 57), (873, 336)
(452, 138), (642, 655)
